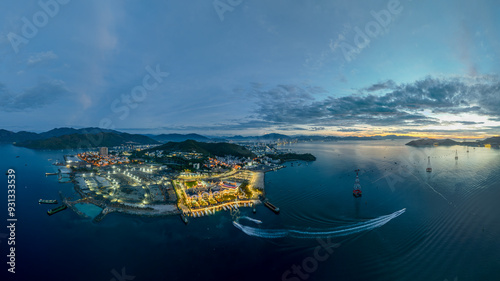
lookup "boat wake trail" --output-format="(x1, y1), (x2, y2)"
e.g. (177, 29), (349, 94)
(233, 208), (406, 239)
(239, 216), (262, 224)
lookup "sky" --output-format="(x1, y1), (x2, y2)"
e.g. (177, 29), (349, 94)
(0, 0), (499, 138)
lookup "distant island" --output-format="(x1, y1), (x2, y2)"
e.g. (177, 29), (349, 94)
(406, 137), (500, 147)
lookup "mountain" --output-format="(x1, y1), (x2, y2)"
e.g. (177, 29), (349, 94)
(481, 137), (500, 145)
(259, 133), (291, 140)
(150, 133), (210, 143)
(0, 129), (40, 143)
(0, 127), (121, 143)
(373, 135), (416, 140)
(39, 127), (119, 139)
(14, 132), (159, 149)
(151, 140), (255, 158)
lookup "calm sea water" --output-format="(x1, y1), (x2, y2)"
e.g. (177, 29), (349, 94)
(1, 141), (499, 281)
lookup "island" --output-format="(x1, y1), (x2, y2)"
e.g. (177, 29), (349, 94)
(406, 137), (500, 148)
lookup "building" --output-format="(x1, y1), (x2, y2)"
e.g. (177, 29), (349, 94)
(99, 147), (108, 156)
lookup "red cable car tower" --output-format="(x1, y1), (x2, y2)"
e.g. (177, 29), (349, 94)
(353, 169), (362, 198)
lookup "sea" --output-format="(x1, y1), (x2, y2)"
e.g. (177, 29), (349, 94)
(1, 140), (499, 281)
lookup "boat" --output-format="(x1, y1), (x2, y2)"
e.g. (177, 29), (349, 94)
(264, 201), (280, 214)
(47, 205), (67, 216)
(353, 169), (362, 198)
(426, 156), (432, 172)
(39, 199), (58, 204)
(180, 213), (188, 224)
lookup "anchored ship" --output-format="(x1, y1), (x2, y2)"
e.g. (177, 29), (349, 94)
(353, 169), (362, 197)
(47, 205), (67, 216)
(264, 201), (280, 214)
(260, 195), (280, 214)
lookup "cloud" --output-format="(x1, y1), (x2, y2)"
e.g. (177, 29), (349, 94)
(337, 128), (363, 132)
(310, 126), (325, 131)
(246, 75), (500, 129)
(26, 51), (58, 66)
(361, 80), (396, 92)
(455, 121), (484, 125)
(0, 80), (69, 111)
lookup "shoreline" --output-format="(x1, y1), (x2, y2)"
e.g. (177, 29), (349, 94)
(67, 168), (274, 222)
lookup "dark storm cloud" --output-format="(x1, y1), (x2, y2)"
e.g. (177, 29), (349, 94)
(0, 81), (68, 112)
(247, 76), (500, 128)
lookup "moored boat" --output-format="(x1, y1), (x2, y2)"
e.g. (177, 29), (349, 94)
(47, 205), (67, 216)
(39, 199), (58, 204)
(264, 201), (280, 214)
(180, 213), (188, 224)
